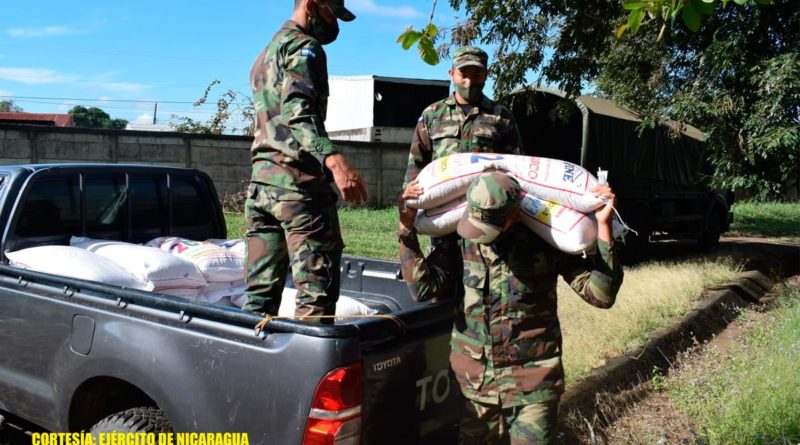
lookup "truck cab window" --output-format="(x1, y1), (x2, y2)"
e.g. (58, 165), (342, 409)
(84, 176), (127, 239)
(130, 176), (167, 243)
(172, 177), (212, 228)
(15, 177), (81, 237)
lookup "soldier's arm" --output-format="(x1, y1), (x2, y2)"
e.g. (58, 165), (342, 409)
(500, 106), (523, 155)
(280, 39), (338, 168)
(397, 198), (455, 302)
(402, 113), (434, 189)
(557, 240), (623, 309)
(398, 228), (458, 302)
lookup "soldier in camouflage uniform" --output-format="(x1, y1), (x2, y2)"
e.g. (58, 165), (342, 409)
(398, 171), (624, 444)
(244, 0), (367, 323)
(400, 46), (523, 302)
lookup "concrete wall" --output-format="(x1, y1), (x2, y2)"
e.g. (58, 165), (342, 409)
(0, 124), (408, 208)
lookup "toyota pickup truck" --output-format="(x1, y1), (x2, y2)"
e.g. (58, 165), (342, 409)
(0, 164), (459, 444)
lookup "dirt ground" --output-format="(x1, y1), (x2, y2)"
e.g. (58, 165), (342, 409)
(565, 273), (800, 445)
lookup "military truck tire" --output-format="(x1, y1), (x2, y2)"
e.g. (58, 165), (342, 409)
(90, 407), (172, 434)
(698, 208), (723, 251)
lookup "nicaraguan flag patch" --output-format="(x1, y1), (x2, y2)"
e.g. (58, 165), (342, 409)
(300, 48), (316, 58)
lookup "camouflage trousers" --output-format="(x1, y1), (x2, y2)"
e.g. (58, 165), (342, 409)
(242, 182), (344, 324)
(459, 397), (560, 445)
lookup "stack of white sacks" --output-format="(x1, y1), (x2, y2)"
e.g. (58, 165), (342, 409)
(407, 153), (626, 254)
(69, 236), (209, 296)
(146, 237), (246, 305)
(6, 236), (376, 321)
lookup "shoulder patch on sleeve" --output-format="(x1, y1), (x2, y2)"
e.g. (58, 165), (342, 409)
(300, 47), (316, 58)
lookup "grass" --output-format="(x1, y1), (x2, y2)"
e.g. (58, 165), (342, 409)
(667, 283), (800, 444)
(559, 257), (743, 384)
(225, 208), (427, 259)
(225, 211), (247, 239)
(729, 201), (800, 238)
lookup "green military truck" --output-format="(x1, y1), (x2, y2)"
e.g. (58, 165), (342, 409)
(510, 87), (733, 254)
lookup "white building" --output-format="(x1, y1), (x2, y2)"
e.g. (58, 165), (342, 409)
(125, 122), (174, 132)
(325, 76), (450, 144)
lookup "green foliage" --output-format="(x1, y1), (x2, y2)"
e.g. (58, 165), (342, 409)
(597, 0), (799, 200)
(172, 80), (254, 135)
(0, 100), (23, 112)
(397, 22), (440, 66)
(397, 27), (422, 50)
(69, 105), (128, 129)
(619, 0), (772, 39)
(670, 284), (800, 444)
(651, 365), (667, 391)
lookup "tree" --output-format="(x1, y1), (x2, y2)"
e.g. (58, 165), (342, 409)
(69, 106), (128, 129)
(170, 80), (254, 136)
(597, 1), (799, 199)
(0, 100), (23, 112)
(619, 0), (772, 40)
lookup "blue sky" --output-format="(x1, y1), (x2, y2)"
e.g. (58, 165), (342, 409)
(0, 0), (475, 129)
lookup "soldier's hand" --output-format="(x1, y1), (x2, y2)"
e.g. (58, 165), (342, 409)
(401, 179), (424, 201)
(325, 153), (368, 206)
(397, 194), (417, 229)
(591, 184), (617, 225)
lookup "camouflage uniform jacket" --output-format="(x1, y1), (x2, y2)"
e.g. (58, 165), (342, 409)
(403, 94), (522, 187)
(399, 225), (623, 407)
(249, 20), (338, 199)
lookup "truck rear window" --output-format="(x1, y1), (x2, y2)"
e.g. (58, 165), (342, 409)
(172, 177), (212, 228)
(84, 175), (127, 239)
(13, 171), (218, 243)
(15, 177), (81, 237)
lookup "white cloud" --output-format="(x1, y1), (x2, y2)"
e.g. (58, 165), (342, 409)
(135, 112), (154, 124)
(347, 0), (423, 18)
(0, 90), (12, 98)
(0, 67), (153, 92)
(93, 81), (152, 92)
(7, 25), (77, 38)
(0, 67), (72, 84)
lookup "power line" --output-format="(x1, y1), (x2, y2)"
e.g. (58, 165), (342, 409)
(4, 98), (231, 117)
(24, 103), (217, 116)
(0, 95), (195, 105)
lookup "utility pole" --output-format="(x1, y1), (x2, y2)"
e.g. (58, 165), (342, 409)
(153, 102), (158, 124)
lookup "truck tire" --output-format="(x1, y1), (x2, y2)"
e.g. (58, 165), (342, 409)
(90, 407), (172, 434)
(698, 207), (723, 251)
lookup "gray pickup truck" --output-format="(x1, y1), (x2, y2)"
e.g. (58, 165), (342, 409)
(0, 164), (459, 444)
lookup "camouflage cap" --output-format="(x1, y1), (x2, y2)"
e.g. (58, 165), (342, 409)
(457, 171), (522, 244)
(452, 46), (488, 70)
(324, 0), (356, 21)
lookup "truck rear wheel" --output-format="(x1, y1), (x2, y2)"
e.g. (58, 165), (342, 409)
(698, 208), (723, 251)
(90, 407), (172, 434)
